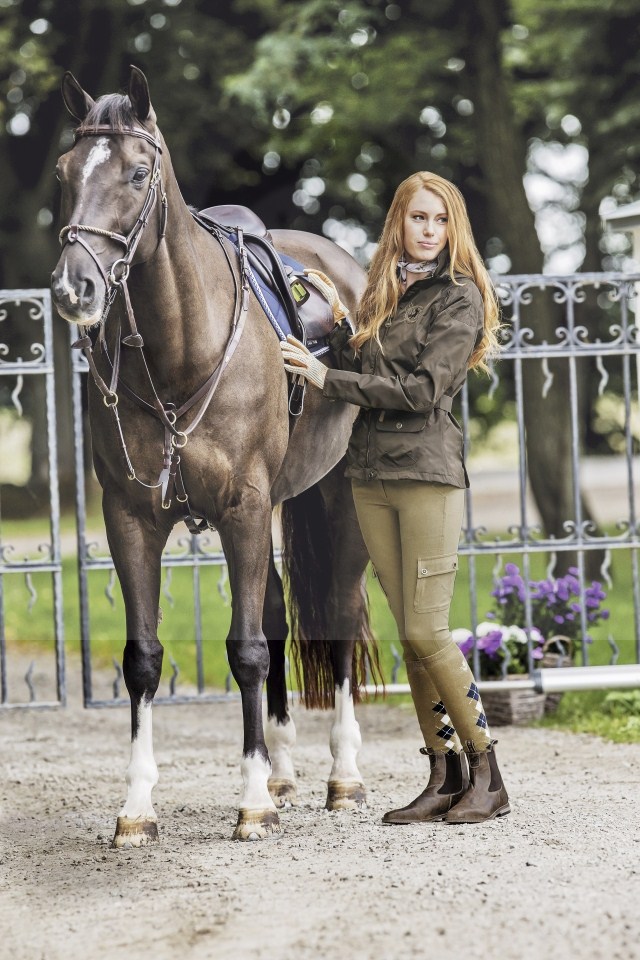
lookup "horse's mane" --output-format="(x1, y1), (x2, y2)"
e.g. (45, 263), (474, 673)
(77, 94), (138, 133)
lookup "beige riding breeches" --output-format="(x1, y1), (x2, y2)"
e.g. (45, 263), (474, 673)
(352, 479), (492, 754)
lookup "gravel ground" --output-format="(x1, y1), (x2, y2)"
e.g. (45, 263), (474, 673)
(1, 679), (639, 960)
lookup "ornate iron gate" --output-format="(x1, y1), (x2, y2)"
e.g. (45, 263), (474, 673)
(0, 289), (65, 709)
(1, 274), (638, 709)
(454, 272), (640, 697)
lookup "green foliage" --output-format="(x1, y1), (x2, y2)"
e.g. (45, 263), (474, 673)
(538, 689), (640, 743)
(602, 689), (640, 718)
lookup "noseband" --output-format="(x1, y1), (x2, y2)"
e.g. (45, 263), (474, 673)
(59, 124), (167, 319)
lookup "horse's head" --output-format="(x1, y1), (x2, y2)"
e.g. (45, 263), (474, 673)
(51, 67), (166, 327)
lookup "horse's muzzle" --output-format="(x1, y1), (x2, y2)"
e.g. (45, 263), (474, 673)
(51, 262), (105, 325)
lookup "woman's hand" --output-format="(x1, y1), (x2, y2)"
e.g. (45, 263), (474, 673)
(280, 335), (328, 390)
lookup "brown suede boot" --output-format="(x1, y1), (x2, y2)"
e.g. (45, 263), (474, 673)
(444, 741), (510, 824)
(382, 748), (469, 824)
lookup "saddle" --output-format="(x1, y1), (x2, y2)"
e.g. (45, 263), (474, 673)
(195, 205), (339, 349)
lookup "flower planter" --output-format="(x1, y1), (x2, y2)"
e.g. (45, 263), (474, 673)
(481, 676), (546, 726)
(539, 636), (573, 715)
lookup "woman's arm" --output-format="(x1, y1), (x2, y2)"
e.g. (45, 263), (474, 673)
(327, 318), (361, 373)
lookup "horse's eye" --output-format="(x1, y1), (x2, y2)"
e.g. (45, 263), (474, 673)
(132, 168), (149, 183)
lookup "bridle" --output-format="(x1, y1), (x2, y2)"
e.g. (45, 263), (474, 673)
(59, 124), (167, 328)
(59, 123), (248, 532)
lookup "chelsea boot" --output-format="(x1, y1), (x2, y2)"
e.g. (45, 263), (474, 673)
(382, 747), (469, 824)
(444, 740), (511, 823)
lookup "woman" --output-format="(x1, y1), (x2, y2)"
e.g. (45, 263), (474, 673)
(281, 172), (510, 824)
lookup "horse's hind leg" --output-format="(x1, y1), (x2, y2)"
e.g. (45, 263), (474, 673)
(103, 492), (169, 848)
(264, 541), (297, 808)
(320, 469), (371, 811)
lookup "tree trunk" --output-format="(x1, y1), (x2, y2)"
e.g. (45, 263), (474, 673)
(460, 0), (600, 575)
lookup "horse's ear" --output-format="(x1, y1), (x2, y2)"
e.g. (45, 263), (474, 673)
(61, 72), (95, 122)
(128, 66), (153, 122)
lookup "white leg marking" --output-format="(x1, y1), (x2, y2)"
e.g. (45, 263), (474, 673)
(328, 680), (363, 782)
(265, 714), (297, 783)
(60, 261), (79, 305)
(82, 137), (111, 184)
(119, 701), (159, 820)
(239, 754), (277, 812)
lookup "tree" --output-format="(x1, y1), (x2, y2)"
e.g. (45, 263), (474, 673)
(225, 0), (619, 568)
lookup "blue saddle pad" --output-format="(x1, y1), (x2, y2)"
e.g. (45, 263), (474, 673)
(250, 251), (305, 341)
(227, 234), (329, 355)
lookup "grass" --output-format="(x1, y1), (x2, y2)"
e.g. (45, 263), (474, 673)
(2, 512), (639, 741)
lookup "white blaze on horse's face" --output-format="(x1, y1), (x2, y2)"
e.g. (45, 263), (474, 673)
(59, 261), (79, 306)
(81, 137), (111, 185)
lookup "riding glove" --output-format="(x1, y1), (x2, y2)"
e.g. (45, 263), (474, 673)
(281, 335), (328, 390)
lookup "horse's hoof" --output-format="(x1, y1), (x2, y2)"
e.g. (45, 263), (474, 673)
(112, 816), (159, 848)
(232, 808), (283, 841)
(268, 778), (298, 808)
(325, 780), (367, 811)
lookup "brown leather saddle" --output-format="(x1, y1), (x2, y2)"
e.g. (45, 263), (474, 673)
(195, 204), (335, 346)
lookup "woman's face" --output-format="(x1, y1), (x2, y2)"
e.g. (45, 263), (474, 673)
(402, 187), (448, 262)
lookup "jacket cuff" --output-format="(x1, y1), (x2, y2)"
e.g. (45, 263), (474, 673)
(322, 368), (360, 403)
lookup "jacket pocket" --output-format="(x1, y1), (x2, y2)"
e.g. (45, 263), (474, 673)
(375, 411), (427, 433)
(413, 554), (458, 613)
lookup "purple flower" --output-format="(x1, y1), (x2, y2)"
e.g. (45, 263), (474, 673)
(477, 629), (505, 659)
(486, 565), (609, 670)
(457, 635), (475, 657)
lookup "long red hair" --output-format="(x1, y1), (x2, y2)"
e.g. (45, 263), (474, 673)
(352, 172), (500, 371)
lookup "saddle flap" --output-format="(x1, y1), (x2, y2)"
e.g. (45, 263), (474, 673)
(284, 270), (334, 342)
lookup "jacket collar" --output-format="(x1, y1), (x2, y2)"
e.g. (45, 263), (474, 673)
(400, 249), (451, 300)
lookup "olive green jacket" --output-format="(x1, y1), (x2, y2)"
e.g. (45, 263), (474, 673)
(322, 256), (484, 487)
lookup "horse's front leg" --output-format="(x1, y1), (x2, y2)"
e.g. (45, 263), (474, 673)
(103, 492), (169, 848)
(220, 501), (282, 841)
(264, 541), (298, 809)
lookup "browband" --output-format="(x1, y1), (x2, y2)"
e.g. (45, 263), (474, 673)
(74, 124), (162, 151)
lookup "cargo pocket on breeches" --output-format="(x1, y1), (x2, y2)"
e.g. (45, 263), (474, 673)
(413, 554), (458, 613)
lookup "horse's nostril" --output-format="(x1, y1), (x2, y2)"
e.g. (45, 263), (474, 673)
(79, 277), (96, 307)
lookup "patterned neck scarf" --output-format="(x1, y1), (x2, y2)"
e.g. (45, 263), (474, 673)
(397, 256), (439, 285)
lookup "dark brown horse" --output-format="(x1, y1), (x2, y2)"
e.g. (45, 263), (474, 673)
(51, 67), (377, 843)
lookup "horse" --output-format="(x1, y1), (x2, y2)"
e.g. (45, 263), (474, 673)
(51, 66), (379, 844)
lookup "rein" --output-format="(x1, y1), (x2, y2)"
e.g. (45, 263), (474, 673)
(62, 124), (248, 532)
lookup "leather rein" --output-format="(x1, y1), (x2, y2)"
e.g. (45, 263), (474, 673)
(60, 124), (248, 533)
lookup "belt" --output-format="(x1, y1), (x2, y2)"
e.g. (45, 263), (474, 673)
(435, 395), (453, 412)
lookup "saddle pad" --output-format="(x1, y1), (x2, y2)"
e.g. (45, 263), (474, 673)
(227, 233), (330, 356)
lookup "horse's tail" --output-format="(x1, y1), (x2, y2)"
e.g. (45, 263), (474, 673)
(280, 484), (381, 710)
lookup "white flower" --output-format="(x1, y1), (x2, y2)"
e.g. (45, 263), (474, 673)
(502, 624), (528, 645)
(452, 628), (473, 644)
